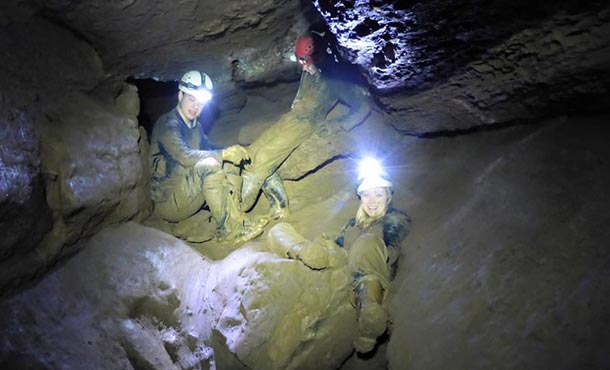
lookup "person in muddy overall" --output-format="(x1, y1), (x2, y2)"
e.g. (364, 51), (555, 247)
(240, 32), (375, 218)
(266, 159), (411, 353)
(149, 70), (267, 244)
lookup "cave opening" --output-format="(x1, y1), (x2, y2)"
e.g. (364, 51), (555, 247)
(127, 78), (177, 136)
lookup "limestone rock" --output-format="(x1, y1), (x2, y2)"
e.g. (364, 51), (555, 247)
(0, 223), (359, 370)
(383, 11), (610, 134)
(38, 90), (146, 229)
(209, 245), (356, 370)
(115, 83), (141, 118)
(0, 14), (150, 296)
(0, 100), (53, 262)
(388, 115), (610, 370)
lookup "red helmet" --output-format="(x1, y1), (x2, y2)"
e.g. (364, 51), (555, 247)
(295, 35), (315, 65)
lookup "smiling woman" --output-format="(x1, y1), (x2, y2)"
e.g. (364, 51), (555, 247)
(333, 166), (411, 353)
(359, 186), (391, 219)
(267, 160), (412, 354)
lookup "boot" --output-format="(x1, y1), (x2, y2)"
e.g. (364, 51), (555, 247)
(354, 279), (387, 354)
(267, 223), (337, 269)
(203, 172), (267, 245)
(262, 172), (290, 219)
(240, 170), (264, 211)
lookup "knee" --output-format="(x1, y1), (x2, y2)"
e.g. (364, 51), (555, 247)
(195, 157), (222, 176)
(152, 199), (184, 223)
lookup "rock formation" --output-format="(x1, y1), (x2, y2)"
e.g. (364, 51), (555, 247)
(0, 0), (609, 369)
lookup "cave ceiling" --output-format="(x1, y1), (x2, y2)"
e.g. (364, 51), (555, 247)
(8, 0), (610, 134)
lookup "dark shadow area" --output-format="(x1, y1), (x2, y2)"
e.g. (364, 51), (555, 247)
(0, 353), (51, 370)
(128, 78), (177, 137)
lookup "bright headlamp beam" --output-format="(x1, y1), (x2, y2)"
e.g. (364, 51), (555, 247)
(192, 89), (213, 104)
(358, 157), (383, 180)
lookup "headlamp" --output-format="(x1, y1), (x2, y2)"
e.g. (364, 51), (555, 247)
(298, 55), (313, 65)
(356, 157), (393, 195)
(358, 157), (384, 180)
(191, 89), (213, 104)
(179, 81), (213, 104)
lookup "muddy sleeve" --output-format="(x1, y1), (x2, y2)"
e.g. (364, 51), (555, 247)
(332, 82), (372, 128)
(383, 209), (412, 266)
(335, 218), (356, 248)
(159, 122), (222, 168)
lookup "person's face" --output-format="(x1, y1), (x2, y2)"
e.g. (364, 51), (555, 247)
(178, 92), (205, 121)
(360, 187), (389, 218)
(302, 63), (318, 75)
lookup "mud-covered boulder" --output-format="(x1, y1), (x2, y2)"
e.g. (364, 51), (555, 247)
(0, 222), (358, 370)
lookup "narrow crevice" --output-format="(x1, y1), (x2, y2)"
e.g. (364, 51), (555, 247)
(414, 118), (538, 138)
(285, 154), (351, 182)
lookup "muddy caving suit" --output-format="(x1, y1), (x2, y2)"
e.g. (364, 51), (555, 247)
(335, 208), (412, 295)
(149, 109), (238, 227)
(335, 207), (411, 351)
(266, 207), (410, 352)
(241, 69), (373, 210)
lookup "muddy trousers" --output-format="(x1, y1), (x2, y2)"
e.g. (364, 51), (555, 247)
(248, 113), (315, 180)
(152, 165), (213, 223)
(241, 114), (315, 210)
(153, 166), (265, 243)
(347, 233), (391, 353)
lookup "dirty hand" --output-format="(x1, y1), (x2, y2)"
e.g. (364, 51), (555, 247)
(195, 157), (221, 173)
(291, 243), (330, 270)
(222, 145), (250, 164)
(314, 234), (347, 268)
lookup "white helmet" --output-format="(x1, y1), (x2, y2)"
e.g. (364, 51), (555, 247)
(179, 71), (213, 103)
(356, 174), (393, 195)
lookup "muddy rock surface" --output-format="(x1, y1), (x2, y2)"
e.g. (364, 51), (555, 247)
(389, 115), (610, 370)
(0, 222), (358, 370)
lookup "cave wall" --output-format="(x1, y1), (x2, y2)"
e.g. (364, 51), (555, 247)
(313, 1), (610, 134)
(384, 10), (610, 134)
(388, 116), (610, 370)
(0, 222), (358, 370)
(12, 0), (610, 136)
(1, 1), (609, 368)
(0, 13), (151, 295)
(35, 0), (312, 86)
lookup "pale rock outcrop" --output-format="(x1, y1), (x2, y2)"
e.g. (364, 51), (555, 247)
(0, 222), (358, 370)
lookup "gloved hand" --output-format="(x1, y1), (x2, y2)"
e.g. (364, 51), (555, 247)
(314, 233), (347, 268)
(289, 242), (330, 270)
(194, 157), (221, 174)
(222, 145), (250, 164)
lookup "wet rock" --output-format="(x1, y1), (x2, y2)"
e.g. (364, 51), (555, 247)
(383, 10), (610, 134)
(0, 102), (52, 263)
(0, 222), (358, 370)
(0, 15), (150, 295)
(388, 115), (610, 370)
